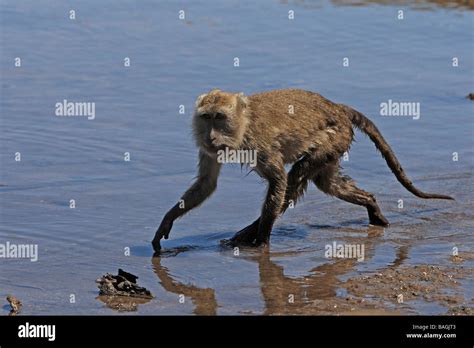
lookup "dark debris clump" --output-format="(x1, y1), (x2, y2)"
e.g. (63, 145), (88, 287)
(96, 269), (153, 299)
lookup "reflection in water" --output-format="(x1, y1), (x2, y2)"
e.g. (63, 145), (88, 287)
(256, 252), (347, 313)
(96, 295), (152, 312)
(151, 256), (218, 315)
(389, 245), (409, 269)
(149, 226), (412, 315)
(253, 226), (385, 314)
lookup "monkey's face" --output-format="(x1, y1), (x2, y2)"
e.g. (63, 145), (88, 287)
(192, 89), (249, 156)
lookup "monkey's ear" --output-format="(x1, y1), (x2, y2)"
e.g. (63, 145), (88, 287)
(236, 92), (248, 109)
(195, 93), (207, 108)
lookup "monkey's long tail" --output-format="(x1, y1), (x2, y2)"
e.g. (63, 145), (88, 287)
(344, 105), (454, 200)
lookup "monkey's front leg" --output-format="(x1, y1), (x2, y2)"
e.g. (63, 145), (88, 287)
(229, 177), (287, 247)
(152, 179), (217, 251)
(152, 152), (221, 252)
(255, 171), (287, 246)
(231, 165), (296, 246)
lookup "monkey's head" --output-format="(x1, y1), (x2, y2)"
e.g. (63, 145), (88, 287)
(192, 89), (249, 156)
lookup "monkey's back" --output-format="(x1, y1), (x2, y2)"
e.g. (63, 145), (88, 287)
(244, 89), (354, 164)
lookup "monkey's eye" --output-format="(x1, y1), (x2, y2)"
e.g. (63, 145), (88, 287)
(200, 113), (212, 119)
(215, 112), (227, 120)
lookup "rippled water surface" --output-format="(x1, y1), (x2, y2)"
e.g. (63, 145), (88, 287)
(1, 0), (473, 314)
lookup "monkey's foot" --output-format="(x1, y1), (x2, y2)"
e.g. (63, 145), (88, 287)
(223, 219), (260, 247)
(368, 210), (389, 227)
(221, 237), (268, 249)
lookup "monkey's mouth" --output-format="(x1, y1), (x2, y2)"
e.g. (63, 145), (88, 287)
(208, 143), (227, 152)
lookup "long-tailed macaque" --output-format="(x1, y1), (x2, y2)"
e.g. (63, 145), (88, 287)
(152, 89), (453, 252)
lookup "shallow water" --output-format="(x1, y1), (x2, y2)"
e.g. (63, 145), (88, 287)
(0, 0), (473, 315)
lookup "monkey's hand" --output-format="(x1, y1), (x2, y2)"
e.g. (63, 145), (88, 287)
(152, 218), (174, 252)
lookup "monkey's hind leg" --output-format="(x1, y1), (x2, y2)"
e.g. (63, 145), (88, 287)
(313, 162), (389, 226)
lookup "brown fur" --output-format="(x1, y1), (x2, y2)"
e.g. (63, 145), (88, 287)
(152, 89), (453, 252)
